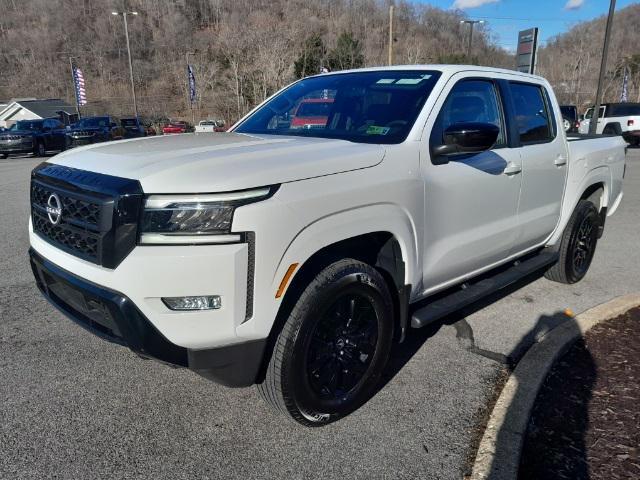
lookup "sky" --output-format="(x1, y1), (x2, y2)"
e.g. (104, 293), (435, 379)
(423, 0), (638, 51)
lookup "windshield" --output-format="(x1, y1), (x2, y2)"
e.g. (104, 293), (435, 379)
(75, 117), (109, 128)
(234, 70), (442, 144)
(10, 120), (43, 131)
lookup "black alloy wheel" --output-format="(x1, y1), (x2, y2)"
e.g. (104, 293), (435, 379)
(305, 291), (379, 402)
(258, 259), (394, 426)
(545, 200), (600, 284)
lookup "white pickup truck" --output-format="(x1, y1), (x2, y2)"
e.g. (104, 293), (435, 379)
(29, 66), (625, 426)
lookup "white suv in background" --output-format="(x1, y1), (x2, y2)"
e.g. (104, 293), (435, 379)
(579, 102), (640, 145)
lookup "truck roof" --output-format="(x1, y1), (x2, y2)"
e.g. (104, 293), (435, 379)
(310, 64), (546, 82)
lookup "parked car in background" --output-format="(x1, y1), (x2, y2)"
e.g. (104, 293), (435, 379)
(120, 118), (146, 138)
(162, 121), (191, 134)
(195, 120), (226, 133)
(579, 102), (640, 145)
(290, 98), (334, 129)
(560, 105), (579, 133)
(66, 116), (125, 147)
(0, 118), (67, 158)
(29, 66), (626, 426)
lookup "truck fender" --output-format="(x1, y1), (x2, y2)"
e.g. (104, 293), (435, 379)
(547, 166), (610, 246)
(271, 203), (420, 295)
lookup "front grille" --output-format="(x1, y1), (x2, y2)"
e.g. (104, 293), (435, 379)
(32, 182), (101, 226)
(32, 213), (100, 258)
(30, 163), (143, 268)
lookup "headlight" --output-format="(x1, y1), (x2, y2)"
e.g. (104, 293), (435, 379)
(139, 186), (275, 245)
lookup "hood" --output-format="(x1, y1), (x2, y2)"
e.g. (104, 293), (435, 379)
(49, 132), (385, 193)
(0, 130), (35, 137)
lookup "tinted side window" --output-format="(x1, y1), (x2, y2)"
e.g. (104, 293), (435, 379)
(608, 104), (640, 116)
(510, 82), (553, 143)
(433, 79), (506, 147)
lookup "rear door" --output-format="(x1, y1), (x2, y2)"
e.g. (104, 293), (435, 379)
(420, 74), (523, 291)
(507, 81), (568, 252)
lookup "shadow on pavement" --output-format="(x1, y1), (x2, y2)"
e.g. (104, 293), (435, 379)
(487, 312), (596, 480)
(370, 266), (596, 479)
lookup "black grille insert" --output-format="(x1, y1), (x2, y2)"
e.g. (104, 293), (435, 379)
(30, 163), (143, 268)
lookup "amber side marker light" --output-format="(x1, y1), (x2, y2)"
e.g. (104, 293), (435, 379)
(276, 263), (299, 298)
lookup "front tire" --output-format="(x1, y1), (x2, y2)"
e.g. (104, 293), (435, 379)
(0, 153), (7, 159)
(35, 141), (46, 157)
(258, 259), (394, 426)
(545, 200), (600, 284)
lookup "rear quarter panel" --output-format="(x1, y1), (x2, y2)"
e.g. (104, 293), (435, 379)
(547, 135), (626, 245)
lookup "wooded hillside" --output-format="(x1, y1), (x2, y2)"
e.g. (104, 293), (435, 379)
(538, 2), (640, 109)
(1, 0), (638, 123)
(0, 0), (508, 122)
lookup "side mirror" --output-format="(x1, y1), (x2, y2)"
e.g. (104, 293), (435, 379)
(431, 122), (500, 164)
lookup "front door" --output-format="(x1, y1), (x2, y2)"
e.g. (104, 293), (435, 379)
(420, 75), (522, 292)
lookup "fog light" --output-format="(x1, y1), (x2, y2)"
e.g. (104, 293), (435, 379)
(162, 295), (222, 311)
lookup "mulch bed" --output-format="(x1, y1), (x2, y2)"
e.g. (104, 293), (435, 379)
(519, 306), (640, 479)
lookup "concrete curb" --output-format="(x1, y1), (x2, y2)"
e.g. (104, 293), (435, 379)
(470, 293), (640, 480)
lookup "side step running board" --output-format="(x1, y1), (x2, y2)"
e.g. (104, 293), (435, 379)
(411, 250), (558, 329)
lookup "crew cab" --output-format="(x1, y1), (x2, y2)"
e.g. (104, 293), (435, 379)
(0, 118), (67, 158)
(120, 117), (147, 139)
(66, 116), (125, 147)
(162, 121), (191, 134)
(579, 102), (640, 145)
(28, 66), (625, 426)
(195, 120), (226, 133)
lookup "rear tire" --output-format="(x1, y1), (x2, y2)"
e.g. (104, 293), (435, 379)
(545, 200), (600, 284)
(0, 153), (7, 159)
(258, 259), (394, 427)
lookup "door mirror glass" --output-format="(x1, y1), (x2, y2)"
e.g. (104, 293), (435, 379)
(432, 122), (500, 158)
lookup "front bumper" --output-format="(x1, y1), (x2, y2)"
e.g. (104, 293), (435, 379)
(67, 135), (98, 147)
(0, 142), (34, 154)
(29, 248), (266, 387)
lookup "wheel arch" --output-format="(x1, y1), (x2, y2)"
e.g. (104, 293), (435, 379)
(548, 168), (610, 246)
(255, 231), (411, 384)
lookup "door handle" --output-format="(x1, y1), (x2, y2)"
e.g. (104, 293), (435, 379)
(554, 156), (567, 166)
(503, 163), (522, 175)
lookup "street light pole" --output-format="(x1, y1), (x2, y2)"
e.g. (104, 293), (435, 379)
(388, 5), (394, 66)
(589, 0), (616, 135)
(186, 51), (196, 125)
(460, 20), (485, 62)
(112, 10), (139, 119)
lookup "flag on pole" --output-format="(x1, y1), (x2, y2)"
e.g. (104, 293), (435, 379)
(187, 64), (196, 104)
(73, 66), (87, 106)
(620, 66), (629, 102)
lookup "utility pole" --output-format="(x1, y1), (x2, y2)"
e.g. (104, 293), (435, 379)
(68, 57), (81, 120)
(460, 20), (485, 62)
(186, 52), (196, 125)
(388, 5), (394, 66)
(112, 10), (139, 119)
(589, 0), (616, 135)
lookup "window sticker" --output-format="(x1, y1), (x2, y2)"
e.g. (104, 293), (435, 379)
(396, 78), (424, 85)
(375, 79), (396, 84)
(366, 125), (390, 135)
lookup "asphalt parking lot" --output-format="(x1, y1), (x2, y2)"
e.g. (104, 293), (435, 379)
(1, 151), (638, 479)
